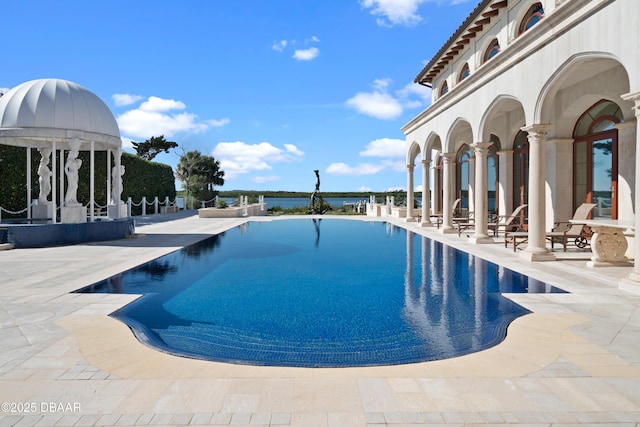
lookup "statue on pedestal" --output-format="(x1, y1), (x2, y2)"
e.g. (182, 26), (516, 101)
(37, 148), (52, 203)
(111, 164), (125, 205)
(64, 140), (82, 206)
(310, 169), (326, 214)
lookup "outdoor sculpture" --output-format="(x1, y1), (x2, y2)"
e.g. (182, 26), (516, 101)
(111, 164), (125, 204)
(37, 148), (52, 203)
(64, 140), (82, 206)
(310, 169), (326, 214)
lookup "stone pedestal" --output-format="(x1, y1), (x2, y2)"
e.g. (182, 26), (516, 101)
(33, 203), (53, 220)
(61, 205), (86, 224)
(586, 226), (632, 267)
(108, 203), (128, 219)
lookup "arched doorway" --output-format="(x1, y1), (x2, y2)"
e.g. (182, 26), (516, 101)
(573, 100), (623, 219)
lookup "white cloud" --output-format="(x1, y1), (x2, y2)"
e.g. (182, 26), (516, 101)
(360, 0), (426, 27)
(284, 144), (305, 156)
(115, 96), (229, 139)
(415, 184), (423, 192)
(326, 162), (385, 176)
(359, 138), (406, 158)
(385, 187), (406, 192)
(112, 93), (144, 107)
(358, 186), (372, 192)
(293, 47), (320, 61)
(212, 141), (304, 179)
(272, 40), (288, 52)
(207, 118), (231, 127)
(346, 91), (403, 120)
(346, 79), (432, 120)
(139, 96), (186, 112)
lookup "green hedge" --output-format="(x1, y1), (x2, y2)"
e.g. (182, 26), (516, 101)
(0, 146), (175, 218)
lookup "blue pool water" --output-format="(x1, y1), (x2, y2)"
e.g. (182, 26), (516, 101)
(76, 219), (564, 367)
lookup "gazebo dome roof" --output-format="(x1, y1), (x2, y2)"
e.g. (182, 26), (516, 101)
(0, 78), (121, 149)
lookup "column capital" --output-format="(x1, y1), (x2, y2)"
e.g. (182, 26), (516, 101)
(470, 141), (492, 154)
(421, 159), (431, 166)
(441, 152), (456, 163)
(521, 123), (553, 136)
(406, 164), (415, 172)
(622, 91), (640, 116)
(522, 124), (553, 143)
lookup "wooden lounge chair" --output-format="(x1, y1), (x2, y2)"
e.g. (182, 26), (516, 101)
(547, 203), (596, 249)
(488, 204), (527, 236)
(434, 198), (461, 229)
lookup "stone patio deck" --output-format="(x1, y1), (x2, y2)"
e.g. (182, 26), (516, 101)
(1, 212), (639, 426)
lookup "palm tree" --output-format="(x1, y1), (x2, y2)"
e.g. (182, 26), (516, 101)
(176, 150), (225, 207)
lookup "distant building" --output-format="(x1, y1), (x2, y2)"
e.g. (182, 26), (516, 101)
(402, 0), (640, 288)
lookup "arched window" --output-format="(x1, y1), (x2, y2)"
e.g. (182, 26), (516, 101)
(573, 100), (623, 219)
(518, 3), (544, 35)
(458, 63), (470, 82)
(483, 39), (500, 63)
(440, 81), (449, 96)
(456, 145), (471, 213)
(488, 135), (501, 216)
(512, 130), (529, 215)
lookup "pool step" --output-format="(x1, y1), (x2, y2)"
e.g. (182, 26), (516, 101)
(153, 322), (433, 366)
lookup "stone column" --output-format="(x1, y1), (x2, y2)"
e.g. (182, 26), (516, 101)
(470, 142), (493, 243)
(620, 91), (640, 293)
(497, 150), (513, 217)
(520, 124), (555, 261)
(406, 164), (415, 221)
(440, 152), (456, 233)
(421, 159), (432, 226)
(467, 156), (475, 216)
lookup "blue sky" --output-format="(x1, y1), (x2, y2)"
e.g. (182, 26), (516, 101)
(2, 0), (476, 192)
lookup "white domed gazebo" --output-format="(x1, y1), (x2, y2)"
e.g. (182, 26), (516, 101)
(0, 78), (127, 224)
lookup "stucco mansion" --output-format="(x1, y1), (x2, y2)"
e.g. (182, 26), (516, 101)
(401, 0), (640, 290)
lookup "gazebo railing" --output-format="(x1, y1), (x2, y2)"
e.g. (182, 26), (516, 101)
(0, 196), (182, 222)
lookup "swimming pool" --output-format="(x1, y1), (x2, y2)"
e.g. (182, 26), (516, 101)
(76, 219), (564, 367)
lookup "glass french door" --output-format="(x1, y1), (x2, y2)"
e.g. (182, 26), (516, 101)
(574, 131), (617, 219)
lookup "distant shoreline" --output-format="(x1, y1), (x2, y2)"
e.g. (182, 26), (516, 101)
(218, 190), (422, 198)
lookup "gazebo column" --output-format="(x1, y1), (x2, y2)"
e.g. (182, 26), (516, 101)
(440, 152), (456, 234)
(469, 142), (493, 243)
(61, 138), (86, 224)
(26, 145), (31, 219)
(520, 124), (555, 261)
(52, 139), (57, 224)
(406, 164), (414, 221)
(89, 141), (95, 222)
(620, 91), (640, 294)
(421, 159), (432, 226)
